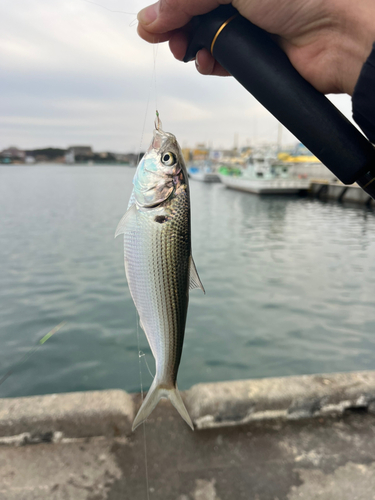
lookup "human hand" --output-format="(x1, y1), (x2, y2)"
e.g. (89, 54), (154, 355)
(137, 0), (375, 95)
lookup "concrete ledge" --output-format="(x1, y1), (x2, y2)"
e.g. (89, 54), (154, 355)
(0, 371), (375, 439)
(309, 181), (375, 205)
(0, 390), (134, 439)
(185, 371), (375, 429)
(1, 372), (375, 499)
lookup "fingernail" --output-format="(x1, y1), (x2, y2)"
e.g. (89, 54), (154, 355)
(137, 3), (158, 25)
(195, 50), (202, 71)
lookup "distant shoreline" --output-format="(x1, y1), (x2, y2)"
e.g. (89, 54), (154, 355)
(0, 161), (135, 166)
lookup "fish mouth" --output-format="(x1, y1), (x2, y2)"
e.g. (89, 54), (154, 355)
(151, 128), (177, 153)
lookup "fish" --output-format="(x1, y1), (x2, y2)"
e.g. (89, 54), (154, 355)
(115, 113), (204, 431)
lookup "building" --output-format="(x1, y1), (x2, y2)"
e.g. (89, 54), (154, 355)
(0, 147), (25, 163)
(65, 146), (93, 164)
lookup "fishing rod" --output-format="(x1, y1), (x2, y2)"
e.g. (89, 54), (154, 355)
(183, 5), (375, 199)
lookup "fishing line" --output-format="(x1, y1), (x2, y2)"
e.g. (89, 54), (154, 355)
(135, 42), (160, 386)
(153, 41), (160, 112)
(81, 5), (160, 494)
(133, 75), (155, 498)
(82, 0), (137, 16)
(138, 351), (155, 379)
(133, 39), (161, 500)
(136, 312), (151, 500)
(137, 41), (161, 162)
(82, 0), (138, 27)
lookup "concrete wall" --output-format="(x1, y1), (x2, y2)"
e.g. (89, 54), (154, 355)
(1, 371), (375, 500)
(310, 182), (374, 206)
(1, 371), (375, 440)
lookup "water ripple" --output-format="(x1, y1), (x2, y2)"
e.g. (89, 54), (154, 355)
(1, 166), (375, 397)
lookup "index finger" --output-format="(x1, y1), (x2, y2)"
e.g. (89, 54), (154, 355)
(137, 0), (232, 41)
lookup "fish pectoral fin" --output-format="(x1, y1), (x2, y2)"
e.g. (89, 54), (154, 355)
(189, 256), (205, 294)
(115, 204), (137, 238)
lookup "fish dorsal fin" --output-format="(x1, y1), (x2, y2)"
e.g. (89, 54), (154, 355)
(115, 204), (137, 238)
(189, 256), (205, 293)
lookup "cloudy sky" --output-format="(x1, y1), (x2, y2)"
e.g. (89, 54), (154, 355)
(0, 0), (355, 153)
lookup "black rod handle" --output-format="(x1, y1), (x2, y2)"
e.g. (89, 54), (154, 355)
(184, 5), (375, 191)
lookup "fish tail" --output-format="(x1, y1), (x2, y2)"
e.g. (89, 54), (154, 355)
(168, 385), (194, 430)
(132, 379), (194, 431)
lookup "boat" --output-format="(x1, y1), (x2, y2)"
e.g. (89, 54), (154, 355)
(277, 142), (320, 164)
(221, 174), (311, 194)
(220, 156), (311, 195)
(187, 161), (221, 182)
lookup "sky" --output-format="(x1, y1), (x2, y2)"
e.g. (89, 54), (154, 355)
(0, 0), (356, 153)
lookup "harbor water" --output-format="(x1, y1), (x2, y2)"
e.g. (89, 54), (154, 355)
(1, 165), (375, 398)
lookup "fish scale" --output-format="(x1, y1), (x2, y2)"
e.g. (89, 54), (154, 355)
(123, 198), (188, 400)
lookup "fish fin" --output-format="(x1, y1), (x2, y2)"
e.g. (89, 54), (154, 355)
(168, 385), (194, 430)
(132, 380), (194, 431)
(127, 189), (136, 210)
(189, 256), (205, 293)
(115, 204), (137, 238)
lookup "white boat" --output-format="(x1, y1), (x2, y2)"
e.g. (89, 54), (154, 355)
(220, 175), (310, 194)
(188, 162), (221, 183)
(220, 158), (311, 195)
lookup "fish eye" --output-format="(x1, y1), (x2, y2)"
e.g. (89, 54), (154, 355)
(161, 152), (176, 167)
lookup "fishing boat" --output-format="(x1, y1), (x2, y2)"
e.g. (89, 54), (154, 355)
(220, 156), (311, 195)
(221, 173), (311, 194)
(187, 161), (221, 182)
(276, 143), (335, 181)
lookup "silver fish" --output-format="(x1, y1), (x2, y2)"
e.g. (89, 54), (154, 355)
(115, 114), (204, 431)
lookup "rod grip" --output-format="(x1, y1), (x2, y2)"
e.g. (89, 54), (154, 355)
(184, 6), (375, 186)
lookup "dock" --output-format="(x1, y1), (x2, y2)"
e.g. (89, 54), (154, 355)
(309, 180), (375, 206)
(220, 176), (375, 206)
(1, 371), (375, 499)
